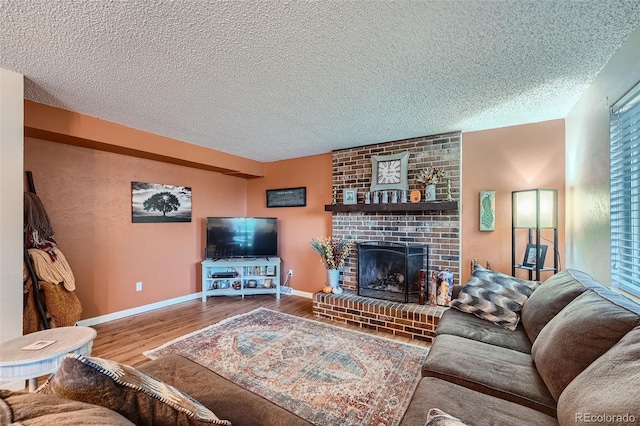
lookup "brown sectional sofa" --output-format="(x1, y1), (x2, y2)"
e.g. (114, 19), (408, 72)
(401, 269), (640, 426)
(3, 269), (639, 425)
(1, 353), (312, 425)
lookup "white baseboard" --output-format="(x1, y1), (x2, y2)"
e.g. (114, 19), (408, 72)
(77, 293), (202, 327)
(77, 289), (314, 327)
(289, 289), (313, 299)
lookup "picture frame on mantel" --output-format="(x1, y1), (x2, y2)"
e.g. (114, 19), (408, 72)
(370, 151), (410, 192)
(343, 188), (357, 205)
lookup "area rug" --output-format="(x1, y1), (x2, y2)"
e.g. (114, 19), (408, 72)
(144, 308), (429, 426)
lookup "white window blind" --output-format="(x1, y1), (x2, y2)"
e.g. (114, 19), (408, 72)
(610, 81), (640, 297)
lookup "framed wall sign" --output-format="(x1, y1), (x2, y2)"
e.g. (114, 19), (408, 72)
(266, 187), (307, 208)
(370, 151), (410, 191)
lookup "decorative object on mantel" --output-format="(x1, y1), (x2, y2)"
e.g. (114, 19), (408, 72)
(401, 190), (408, 203)
(310, 237), (355, 292)
(425, 184), (436, 201)
(447, 179), (454, 201)
(343, 188), (357, 205)
(417, 167), (446, 201)
(381, 191), (389, 203)
(365, 192), (371, 204)
(332, 187), (337, 205)
(410, 190), (421, 203)
(391, 190), (398, 203)
(369, 151), (410, 191)
(373, 191), (380, 204)
(479, 190), (496, 231)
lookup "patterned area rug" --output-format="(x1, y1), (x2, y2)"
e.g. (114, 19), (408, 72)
(144, 308), (428, 426)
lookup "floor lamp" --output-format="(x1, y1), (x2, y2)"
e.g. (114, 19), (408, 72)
(512, 189), (558, 281)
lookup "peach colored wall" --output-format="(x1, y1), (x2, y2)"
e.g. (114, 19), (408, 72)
(24, 101), (264, 178)
(25, 138), (247, 319)
(247, 154), (333, 294)
(461, 120), (565, 284)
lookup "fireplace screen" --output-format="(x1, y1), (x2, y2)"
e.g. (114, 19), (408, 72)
(357, 242), (428, 303)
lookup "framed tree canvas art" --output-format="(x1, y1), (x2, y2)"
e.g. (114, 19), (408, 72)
(132, 182), (192, 223)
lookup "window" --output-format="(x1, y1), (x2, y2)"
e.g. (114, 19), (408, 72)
(610, 81), (640, 297)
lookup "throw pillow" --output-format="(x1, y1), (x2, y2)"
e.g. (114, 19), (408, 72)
(0, 389), (135, 425)
(450, 265), (539, 331)
(424, 408), (469, 426)
(38, 353), (231, 426)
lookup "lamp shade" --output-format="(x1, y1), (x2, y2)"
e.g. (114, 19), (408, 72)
(512, 189), (557, 229)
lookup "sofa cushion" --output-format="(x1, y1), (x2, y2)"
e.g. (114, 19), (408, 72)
(399, 377), (558, 426)
(38, 353), (231, 426)
(436, 308), (532, 353)
(422, 334), (556, 416)
(138, 354), (313, 426)
(0, 389), (134, 425)
(532, 290), (640, 401)
(521, 269), (595, 343)
(450, 265), (539, 331)
(557, 325), (640, 425)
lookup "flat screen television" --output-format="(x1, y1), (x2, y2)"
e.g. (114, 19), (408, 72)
(206, 217), (278, 259)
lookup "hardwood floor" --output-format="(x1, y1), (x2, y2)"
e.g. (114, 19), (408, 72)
(91, 294), (430, 367)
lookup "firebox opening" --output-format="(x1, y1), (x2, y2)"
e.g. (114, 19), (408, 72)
(357, 242), (428, 303)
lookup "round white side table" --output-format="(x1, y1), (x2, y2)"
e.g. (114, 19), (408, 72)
(0, 326), (97, 391)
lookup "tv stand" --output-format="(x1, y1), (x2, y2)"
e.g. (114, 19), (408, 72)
(201, 257), (281, 301)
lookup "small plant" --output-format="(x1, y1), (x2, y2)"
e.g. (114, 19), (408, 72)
(416, 167), (446, 186)
(310, 237), (354, 270)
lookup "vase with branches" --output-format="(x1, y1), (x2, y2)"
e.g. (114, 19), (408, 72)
(417, 167), (446, 200)
(309, 237), (354, 270)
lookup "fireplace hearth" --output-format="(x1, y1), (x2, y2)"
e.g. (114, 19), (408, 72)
(357, 242), (428, 303)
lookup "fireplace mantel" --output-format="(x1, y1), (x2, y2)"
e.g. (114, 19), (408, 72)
(324, 200), (457, 213)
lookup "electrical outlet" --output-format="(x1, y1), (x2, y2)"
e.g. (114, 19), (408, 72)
(136, 281), (143, 292)
(288, 269), (293, 277)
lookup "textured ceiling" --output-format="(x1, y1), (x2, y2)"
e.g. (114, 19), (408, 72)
(2, 1), (640, 162)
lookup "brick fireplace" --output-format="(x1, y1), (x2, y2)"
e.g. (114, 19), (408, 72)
(312, 132), (461, 342)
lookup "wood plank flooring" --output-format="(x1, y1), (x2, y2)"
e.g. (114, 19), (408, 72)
(91, 294), (430, 367)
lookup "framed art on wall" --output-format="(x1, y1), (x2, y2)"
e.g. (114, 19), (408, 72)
(131, 182), (192, 223)
(266, 187), (307, 208)
(370, 151), (410, 191)
(479, 190), (496, 231)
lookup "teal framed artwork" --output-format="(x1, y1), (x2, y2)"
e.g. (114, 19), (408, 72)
(480, 190), (496, 231)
